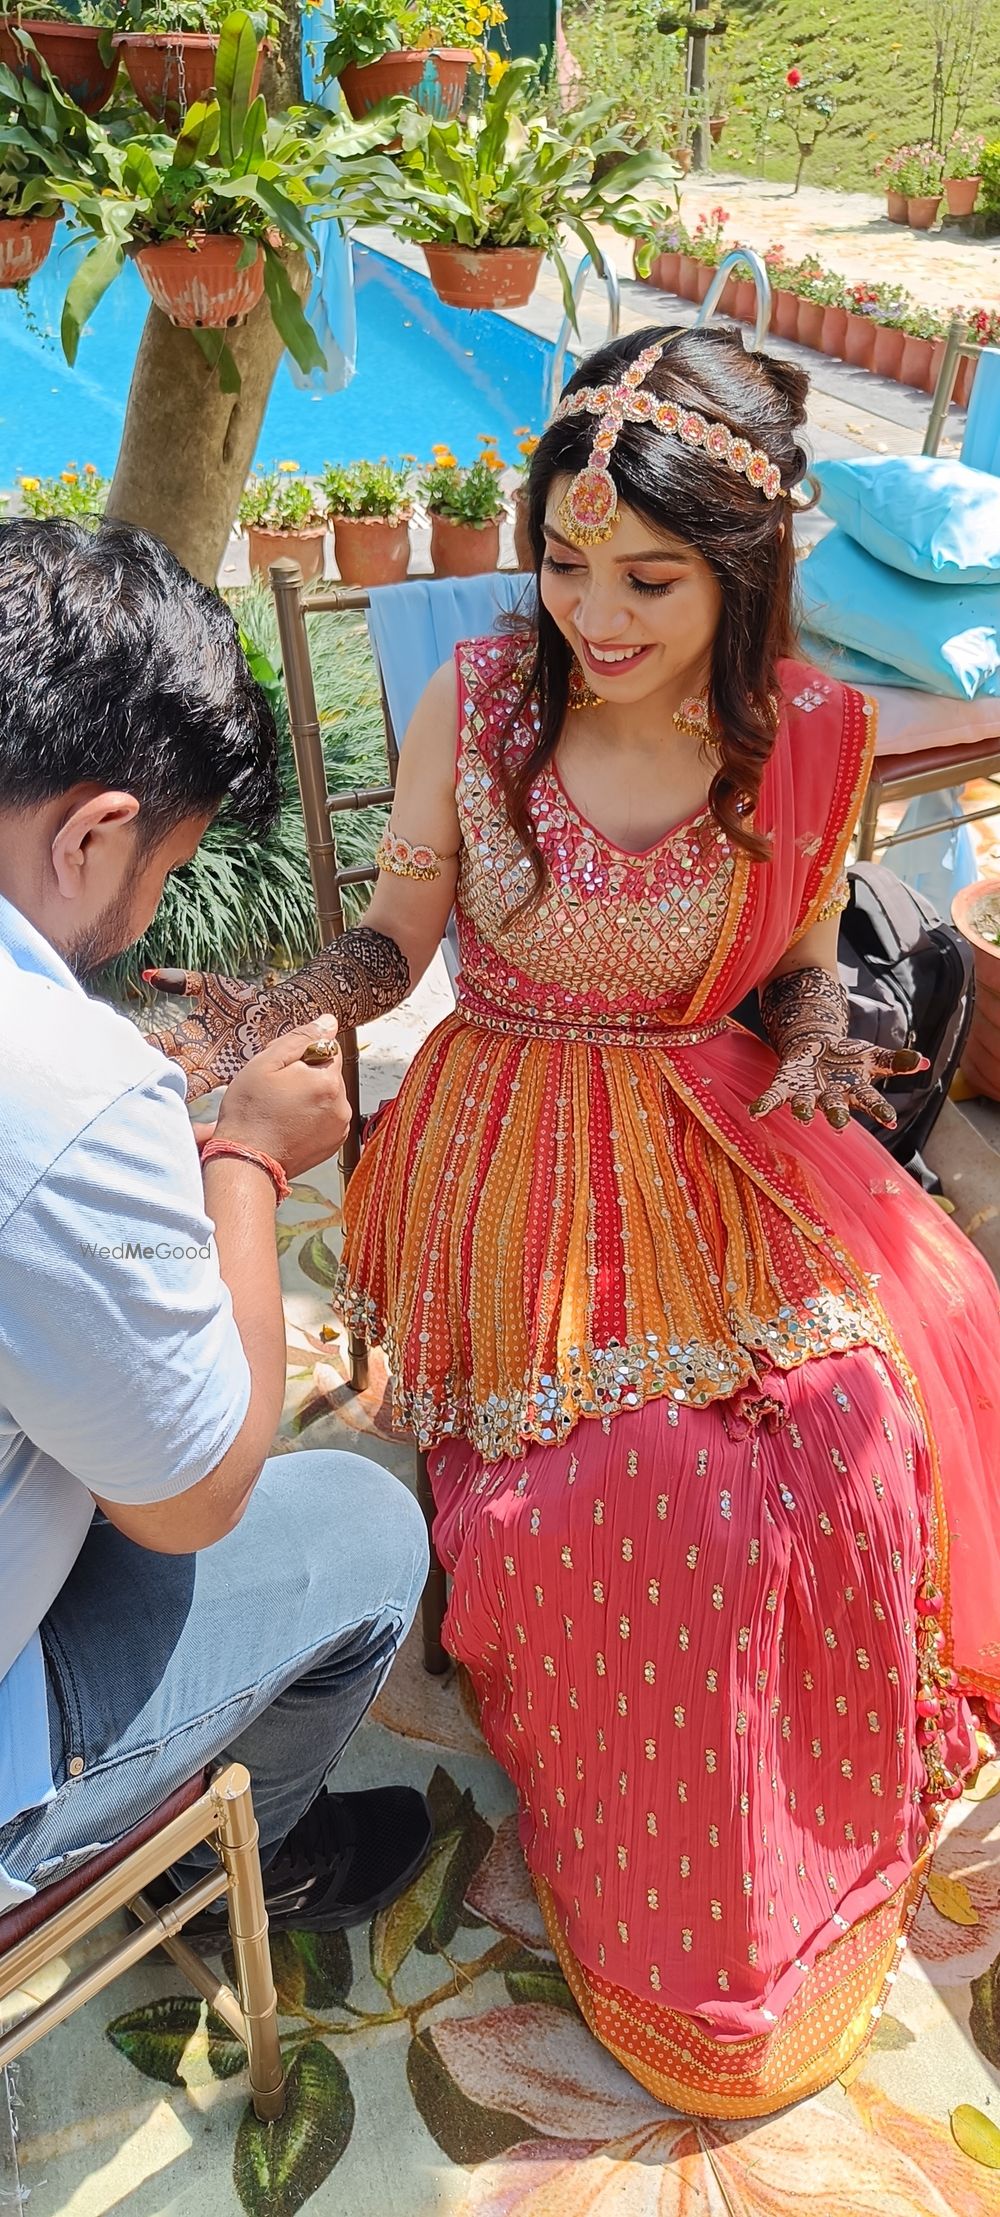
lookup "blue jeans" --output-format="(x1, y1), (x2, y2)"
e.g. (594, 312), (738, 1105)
(0, 1450), (428, 1891)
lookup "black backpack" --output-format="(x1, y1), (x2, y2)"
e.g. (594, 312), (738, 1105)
(734, 862), (975, 1185)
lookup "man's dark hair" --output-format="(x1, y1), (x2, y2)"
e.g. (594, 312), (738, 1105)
(0, 518), (280, 848)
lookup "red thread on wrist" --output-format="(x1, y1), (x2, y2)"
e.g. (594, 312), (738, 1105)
(200, 1139), (290, 1205)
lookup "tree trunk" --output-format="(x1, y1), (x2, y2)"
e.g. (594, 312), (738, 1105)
(105, 255), (310, 587)
(104, 14), (307, 586)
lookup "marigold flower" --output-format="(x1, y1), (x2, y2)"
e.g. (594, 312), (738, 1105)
(19, 476), (39, 492)
(84, 461), (98, 475)
(277, 459), (300, 473)
(517, 435), (539, 458)
(61, 471), (78, 484)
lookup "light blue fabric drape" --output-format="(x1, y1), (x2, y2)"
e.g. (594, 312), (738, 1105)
(287, 1), (357, 395)
(365, 572), (534, 744)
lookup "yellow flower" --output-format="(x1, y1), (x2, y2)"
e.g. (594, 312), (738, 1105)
(61, 471), (78, 484)
(19, 475), (39, 492)
(435, 456), (458, 470)
(486, 50), (508, 86)
(478, 432), (499, 446)
(84, 462), (98, 475)
(277, 459), (300, 473)
(482, 451), (506, 471)
(431, 443), (453, 458)
(517, 434), (539, 458)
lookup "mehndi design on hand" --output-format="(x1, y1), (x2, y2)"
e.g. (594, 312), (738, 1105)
(750, 965), (925, 1132)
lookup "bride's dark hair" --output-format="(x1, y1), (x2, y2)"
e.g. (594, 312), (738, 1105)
(500, 324), (810, 905)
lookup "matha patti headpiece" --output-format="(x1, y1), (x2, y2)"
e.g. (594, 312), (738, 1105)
(554, 336), (786, 546)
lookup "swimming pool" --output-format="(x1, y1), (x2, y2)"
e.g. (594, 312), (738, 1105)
(0, 240), (555, 485)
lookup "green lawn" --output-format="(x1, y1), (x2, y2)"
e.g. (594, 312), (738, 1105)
(563, 0), (1000, 193)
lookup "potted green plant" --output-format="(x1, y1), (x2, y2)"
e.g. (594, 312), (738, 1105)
(239, 461), (326, 580)
(841, 280), (881, 369)
(59, 15), (332, 373)
(870, 286), (912, 379)
(321, 455), (412, 585)
(763, 240), (798, 336)
(334, 58), (680, 315)
(17, 458), (107, 512)
(899, 302), (944, 389)
(0, 0), (119, 113)
(818, 272), (848, 358)
(114, 0), (272, 129)
(793, 267), (827, 351)
(901, 141), (943, 229)
(874, 147), (908, 224)
(0, 54), (94, 283)
(421, 440), (504, 573)
(321, 0), (494, 123)
(942, 127), (984, 219)
(952, 879), (1000, 1101)
(640, 211), (688, 296)
(687, 202), (728, 303)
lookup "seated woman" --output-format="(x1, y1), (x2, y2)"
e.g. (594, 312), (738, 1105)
(150, 326), (1000, 2118)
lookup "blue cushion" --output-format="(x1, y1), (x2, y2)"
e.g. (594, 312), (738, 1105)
(798, 530), (1000, 700)
(798, 630), (939, 692)
(813, 456), (1000, 585)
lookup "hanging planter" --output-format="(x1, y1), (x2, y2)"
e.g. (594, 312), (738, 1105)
(422, 242), (542, 310)
(872, 322), (906, 379)
(886, 189), (908, 223)
(338, 44), (473, 120)
(247, 523), (327, 583)
(952, 879), (1000, 1101)
(0, 19), (118, 112)
(119, 31), (264, 128)
(0, 210), (57, 286)
(430, 512), (500, 576)
(331, 513), (411, 586)
(134, 233), (266, 329)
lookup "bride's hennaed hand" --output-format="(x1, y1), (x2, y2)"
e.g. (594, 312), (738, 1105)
(748, 966), (927, 1132)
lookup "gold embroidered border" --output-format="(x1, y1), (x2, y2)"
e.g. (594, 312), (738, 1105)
(790, 688), (878, 946)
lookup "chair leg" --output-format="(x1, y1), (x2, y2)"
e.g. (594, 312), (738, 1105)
(854, 775), (882, 863)
(415, 1449), (450, 1677)
(213, 1766), (285, 2122)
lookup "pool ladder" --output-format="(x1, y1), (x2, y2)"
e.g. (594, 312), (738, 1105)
(547, 243), (771, 407)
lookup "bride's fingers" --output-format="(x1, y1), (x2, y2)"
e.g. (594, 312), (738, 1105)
(142, 967), (205, 999)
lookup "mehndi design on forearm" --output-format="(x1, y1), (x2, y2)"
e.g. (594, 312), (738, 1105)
(144, 927), (411, 1099)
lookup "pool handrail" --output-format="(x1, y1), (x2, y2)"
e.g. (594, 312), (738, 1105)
(548, 251), (622, 410)
(696, 247), (772, 350)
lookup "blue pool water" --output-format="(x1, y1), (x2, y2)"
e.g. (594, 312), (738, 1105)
(0, 240), (555, 484)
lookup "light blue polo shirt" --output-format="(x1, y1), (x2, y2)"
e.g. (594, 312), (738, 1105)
(0, 892), (251, 1906)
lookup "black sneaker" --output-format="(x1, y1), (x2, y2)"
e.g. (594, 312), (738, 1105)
(144, 1784), (433, 1937)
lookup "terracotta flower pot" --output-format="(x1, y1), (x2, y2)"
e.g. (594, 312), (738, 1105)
(512, 486), (533, 571)
(247, 523), (326, 583)
(422, 243), (542, 310)
(924, 336), (947, 395)
(771, 288), (799, 340)
(119, 31), (263, 126)
(907, 193), (941, 230)
(430, 513), (500, 576)
(952, 879), (1000, 1101)
(956, 352), (978, 408)
(871, 322), (906, 379)
(718, 273), (741, 317)
(651, 248), (681, 293)
(886, 189), (908, 223)
(0, 19), (118, 111)
(796, 298), (825, 350)
(944, 175), (981, 218)
(331, 513), (411, 587)
(820, 303), (848, 357)
(733, 276), (758, 322)
(899, 333), (934, 388)
(695, 261), (715, 302)
(709, 113), (727, 144)
(677, 253), (701, 301)
(674, 146), (693, 173)
(842, 310), (876, 369)
(338, 45), (472, 120)
(134, 234), (266, 329)
(0, 212), (57, 287)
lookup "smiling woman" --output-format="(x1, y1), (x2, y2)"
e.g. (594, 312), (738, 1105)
(146, 324), (1000, 2121)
